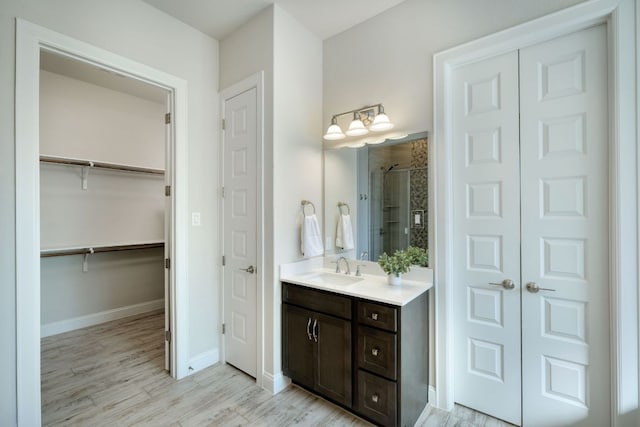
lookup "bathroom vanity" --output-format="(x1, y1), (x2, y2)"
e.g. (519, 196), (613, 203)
(281, 260), (432, 427)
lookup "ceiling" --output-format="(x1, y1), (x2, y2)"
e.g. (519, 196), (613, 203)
(40, 50), (168, 104)
(142, 0), (407, 40)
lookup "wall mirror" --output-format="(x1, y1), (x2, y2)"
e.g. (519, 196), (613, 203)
(324, 131), (429, 261)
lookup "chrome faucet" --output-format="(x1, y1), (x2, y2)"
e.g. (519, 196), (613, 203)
(360, 251), (369, 261)
(335, 256), (351, 275)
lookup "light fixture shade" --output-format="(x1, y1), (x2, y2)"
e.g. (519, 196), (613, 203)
(369, 113), (394, 132)
(323, 120), (345, 140)
(346, 116), (368, 136)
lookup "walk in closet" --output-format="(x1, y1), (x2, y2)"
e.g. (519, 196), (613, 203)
(39, 51), (169, 361)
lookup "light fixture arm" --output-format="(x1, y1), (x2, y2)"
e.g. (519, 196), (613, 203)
(330, 103), (383, 121)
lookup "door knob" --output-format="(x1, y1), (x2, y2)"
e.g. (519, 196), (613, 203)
(525, 282), (555, 293)
(239, 265), (255, 274)
(489, 279), (515, 290)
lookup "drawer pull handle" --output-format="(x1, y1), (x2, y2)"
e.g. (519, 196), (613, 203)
(312, 318), (318, 342)
(371, 313), (378, 321)
(306, 317), (312, 341)
(371, 393), (379, 403)
(371, 347), (379, 357)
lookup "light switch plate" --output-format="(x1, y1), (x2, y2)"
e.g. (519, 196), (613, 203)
(191, 212), (201, 226)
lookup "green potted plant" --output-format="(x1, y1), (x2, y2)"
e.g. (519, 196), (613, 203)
(378, 249), (412, 285)
(406, 246), (429, 267)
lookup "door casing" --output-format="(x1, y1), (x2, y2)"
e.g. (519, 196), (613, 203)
(433, 1), (639, 425)
(15, 19), (190, 426)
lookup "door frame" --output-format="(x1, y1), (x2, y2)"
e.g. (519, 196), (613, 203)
(15, 19), (190, 426)
(219, 71), (265, 386)
(432, 0), (639, 425)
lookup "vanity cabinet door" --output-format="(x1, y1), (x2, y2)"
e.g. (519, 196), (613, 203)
(315, 312), (352, 407)
(282, 304), (314, 390)
(283, 302), (352, 407)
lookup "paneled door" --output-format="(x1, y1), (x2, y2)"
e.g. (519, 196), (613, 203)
(223, 87), (258, 378)
(452, 50), (522, 425)
(519, 25), (609, 427)
(452, 25), (609, 426)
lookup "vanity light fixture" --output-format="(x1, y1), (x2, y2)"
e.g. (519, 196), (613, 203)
(346, 112), (368, 136)
(323, 117), (346, 140)
(323, 103), (394, 140)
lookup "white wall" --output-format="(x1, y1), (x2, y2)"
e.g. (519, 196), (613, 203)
(323, 0), (587, 134)
(40, 70), (165, 169)
(1, 1), (219, 423)
(271, 4), (323, 380)
(220, 4), (323, 388)
(322, 0), (588, 393)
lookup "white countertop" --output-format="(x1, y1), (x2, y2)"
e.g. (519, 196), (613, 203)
(280, 257), (433, 306)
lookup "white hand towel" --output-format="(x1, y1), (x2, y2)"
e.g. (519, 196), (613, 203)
(335, 214), (354, 250)
(301, 214), (324, 257)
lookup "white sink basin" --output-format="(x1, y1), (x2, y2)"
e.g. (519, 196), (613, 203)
(298, 271), (363, 286)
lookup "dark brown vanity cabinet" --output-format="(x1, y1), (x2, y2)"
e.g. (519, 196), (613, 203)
(354, 298), (429, 427)
(282, 282), (429, 427)
(282, 283), (352, 407)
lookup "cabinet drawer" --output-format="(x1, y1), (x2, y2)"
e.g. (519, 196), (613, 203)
(283, 283), (352, 319)
(357, 326), (397, 380)
(358, 301), (397, 332)
(356, 370), (397, 427)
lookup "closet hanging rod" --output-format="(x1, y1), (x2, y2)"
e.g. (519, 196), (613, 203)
(41, 242), (164, 258)
(40, 155), (164, 175)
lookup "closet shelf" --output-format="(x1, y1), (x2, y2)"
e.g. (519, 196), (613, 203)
(40, 155), (164, 176)
(41, 241), (164, 258)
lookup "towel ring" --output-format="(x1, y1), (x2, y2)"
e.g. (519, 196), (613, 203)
(338, 202), (350, 215)
(301, 200), (316, 216)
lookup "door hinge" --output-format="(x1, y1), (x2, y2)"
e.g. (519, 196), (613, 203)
(222, 323), (226, 334)
(165, 112), (171, 124)
(165, 185), (171, 197)
(221, 186), (225, 198)
(221, 118), (226, 130)
(222, 255), (226, 266)
(165, 258), (170, 269)
(165, 330), (171, 342)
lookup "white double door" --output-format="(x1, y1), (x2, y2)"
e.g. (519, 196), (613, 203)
(452, 25), (609, 426)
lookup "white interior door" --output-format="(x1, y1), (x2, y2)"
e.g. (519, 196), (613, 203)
(223, 87), (258, 378)
(519, 25), (609, 426)
(452, 25), (609, 426)
(452, 50), (522, 425)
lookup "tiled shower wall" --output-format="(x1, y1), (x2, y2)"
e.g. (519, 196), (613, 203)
(410, 138), (428, 250)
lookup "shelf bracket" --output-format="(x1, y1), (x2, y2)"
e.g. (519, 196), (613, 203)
(82, 248), (94, 272)
(81, 162), (94, 190)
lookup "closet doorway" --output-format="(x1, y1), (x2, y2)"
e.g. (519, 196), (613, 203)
(16, 20), (190, 425)
(38, 49), (173, 370)
(451, 25), (608, 426)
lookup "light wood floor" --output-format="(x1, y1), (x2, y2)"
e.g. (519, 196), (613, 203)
(41, 310), (514, 426)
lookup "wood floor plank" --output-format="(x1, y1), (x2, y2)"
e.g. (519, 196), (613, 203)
(41, 310), (511, 426)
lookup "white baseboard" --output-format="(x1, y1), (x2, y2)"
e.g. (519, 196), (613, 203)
(187, 349), (220, 375)
(262, 371), (290, 394)
(429, 385), (436, 405)
(41, 299), (164, 337)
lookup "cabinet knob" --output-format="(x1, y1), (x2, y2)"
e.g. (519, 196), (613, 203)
(371, 393), (379, 403)
(371, 313), (378, 321)
(371, 347), (379, 357)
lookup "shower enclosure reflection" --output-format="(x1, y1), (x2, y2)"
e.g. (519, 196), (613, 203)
(365, 135), (428, 260)
(323, 132), (428, 260)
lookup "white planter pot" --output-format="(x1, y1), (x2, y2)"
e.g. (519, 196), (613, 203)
(388, 273), (402, 286)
